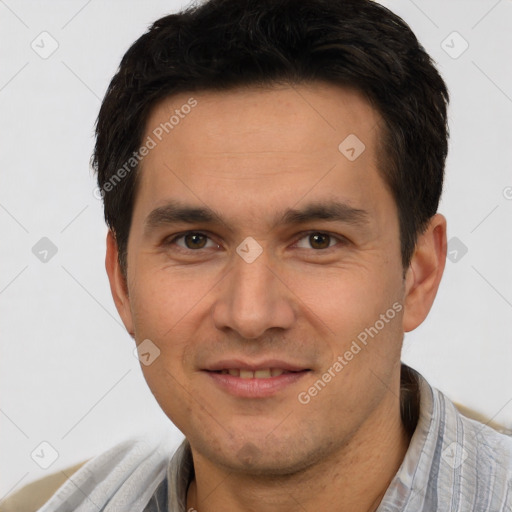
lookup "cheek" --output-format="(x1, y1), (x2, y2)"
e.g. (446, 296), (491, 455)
(129, 267), (215, 384)
(129, 266), (211, 340)
(140, 361), (195, 434)
(290, 265), (399, 327)
(291, 266), (404, 375)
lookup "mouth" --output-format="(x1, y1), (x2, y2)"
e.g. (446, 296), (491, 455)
(210, 368), (303, 378)
(203, 360), (310, 398)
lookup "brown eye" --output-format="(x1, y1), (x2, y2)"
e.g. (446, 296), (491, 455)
(183, 232), (208, 249)
(296, 232), (338, 250)
(166, 231), (220, 253)
(309, 233), (331, 249)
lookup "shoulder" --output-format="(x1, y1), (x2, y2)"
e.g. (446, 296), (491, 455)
(439, 386), (512, 465)
(431, 383), (512, 507)
(453, 402), (512, 472)
(4, 431), (179, 512)
(384, 369), (512, 511)
(1, 460), (89, 512)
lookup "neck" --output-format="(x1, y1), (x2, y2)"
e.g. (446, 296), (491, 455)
(186, 378), (412, 512)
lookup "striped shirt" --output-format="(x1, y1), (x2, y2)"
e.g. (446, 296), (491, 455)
(38, 365), (512, 512)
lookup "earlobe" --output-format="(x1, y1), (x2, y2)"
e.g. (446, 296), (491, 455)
(402, 214), (447, 332)
(105, 230), (135, 336)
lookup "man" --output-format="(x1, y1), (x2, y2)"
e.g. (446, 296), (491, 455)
(35, 0), (512, 510)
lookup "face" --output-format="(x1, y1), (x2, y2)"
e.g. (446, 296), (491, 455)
(107, 82), (431, 475)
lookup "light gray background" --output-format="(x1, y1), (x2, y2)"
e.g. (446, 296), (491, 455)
(1, 0), (511, 500)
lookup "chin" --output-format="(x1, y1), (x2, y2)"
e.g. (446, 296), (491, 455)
(196, 432), (330, 478)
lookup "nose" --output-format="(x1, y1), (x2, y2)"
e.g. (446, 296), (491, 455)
(211, 246), (296, 339)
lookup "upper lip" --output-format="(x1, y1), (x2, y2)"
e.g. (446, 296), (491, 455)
(203, 359), (309, 372)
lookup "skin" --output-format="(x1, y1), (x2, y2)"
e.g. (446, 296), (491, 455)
(106, 82), (447, 512)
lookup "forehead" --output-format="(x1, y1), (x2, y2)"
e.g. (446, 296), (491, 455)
(133, 82), (391, 228)
(144, 82), (380, 155)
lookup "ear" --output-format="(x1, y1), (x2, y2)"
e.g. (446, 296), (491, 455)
(402, 214), (447, 332)
(105, 229), (135, 337)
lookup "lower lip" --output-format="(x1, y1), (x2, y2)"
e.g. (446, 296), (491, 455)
(204, 370), (309, 398)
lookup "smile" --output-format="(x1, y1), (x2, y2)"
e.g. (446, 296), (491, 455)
(204, 367), (310, 398)
(214, 368), (292, 378)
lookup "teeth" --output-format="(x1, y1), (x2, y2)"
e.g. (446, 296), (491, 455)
(219, 368), (290, 379)
(254, 369), (271, 379)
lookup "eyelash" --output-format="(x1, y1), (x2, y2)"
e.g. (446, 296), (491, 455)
(163, 230), (348, 254)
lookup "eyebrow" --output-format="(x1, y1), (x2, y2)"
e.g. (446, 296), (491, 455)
(143, 199), (369, 236)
